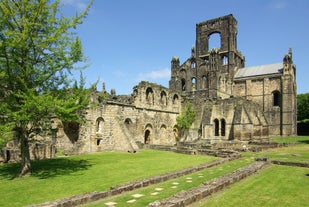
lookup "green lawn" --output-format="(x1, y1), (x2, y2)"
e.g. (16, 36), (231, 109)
(193, 165), (309, 207)
(84, 157), (254, 207)
(1, 136), (308, 207)
(0, 150), (217, 207)
(255, 136), (309, 163)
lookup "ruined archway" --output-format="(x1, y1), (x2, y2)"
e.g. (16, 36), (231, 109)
(96, 117), (104, 134)
(144, 130), (151, 144)
(144, 124), (153, 144)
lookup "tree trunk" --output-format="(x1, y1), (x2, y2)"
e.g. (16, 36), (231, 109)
(19, 132), (32, 177)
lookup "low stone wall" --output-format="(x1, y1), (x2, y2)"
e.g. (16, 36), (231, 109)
(27, 157), (239, 207)
(148, 161), (270, 207)
(271, 160), (309, 168)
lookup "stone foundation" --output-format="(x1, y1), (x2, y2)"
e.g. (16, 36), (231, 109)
(148, 161), (270, 207)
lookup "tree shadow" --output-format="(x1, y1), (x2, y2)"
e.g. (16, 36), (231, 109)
(0, 157), (92, 180)
(298, 139), (309, 144)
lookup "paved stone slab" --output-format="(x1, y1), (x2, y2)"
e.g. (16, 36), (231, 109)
(105, 201), (117, 206)
(126, 199), (136, 203)
(172, 182), (179, 185)
(132, 193), (144, 198)
(171, 186), (178, 189)
(155, 188), (164, 191)
(151, 192), (159, 195)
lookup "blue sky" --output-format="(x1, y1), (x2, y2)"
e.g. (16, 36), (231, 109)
(62, 0), (309, 95)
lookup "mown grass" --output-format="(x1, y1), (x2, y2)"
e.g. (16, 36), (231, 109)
(255, 136), (309, 163)
(0, 150), (217, 207)
(194, 165), (309, 207)
(193, 136), (309, 207)
(84, 157), (254, 206)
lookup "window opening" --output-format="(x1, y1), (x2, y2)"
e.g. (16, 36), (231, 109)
(273, 91), (280, 106)
(181, 79), (186, 91)
(221, 119), (226, 136)
(214, 119), (219, 136)
(208, 33), (221, 50)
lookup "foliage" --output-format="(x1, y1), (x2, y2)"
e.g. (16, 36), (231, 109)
(176, 102), (196, 129)
(297, 93), (309, 121)
(0, 0), (93, 176)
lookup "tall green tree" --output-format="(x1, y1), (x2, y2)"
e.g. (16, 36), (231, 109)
(0, 0), (93, 176)
(297, 93), (309, 122)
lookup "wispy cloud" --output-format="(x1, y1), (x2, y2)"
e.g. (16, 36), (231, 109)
(137, 68), (171, 82)
(61, 0), (88, 12)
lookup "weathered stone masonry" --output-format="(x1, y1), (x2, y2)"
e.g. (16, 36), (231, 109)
(1, 14), (297, 160)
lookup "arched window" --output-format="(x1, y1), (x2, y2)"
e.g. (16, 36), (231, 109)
(160, 91), (167, 106)
(208, 33), (221, 50)
(181, 79), (186, 91)
(191, 61), (196, 69)
(144, 130), (150, 144)
(214, 119), (219, 136)
(96, 117), (104, 133)
(221, 119), (226, 136)
(273, 91), (281, 107)
(222, 55), (228, 65)
(191, 77), (197, 90)
(173, 94), (179, 104)
(146, 87), (154, 104)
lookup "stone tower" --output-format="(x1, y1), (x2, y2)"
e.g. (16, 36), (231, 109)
(169, 14), (245, 99)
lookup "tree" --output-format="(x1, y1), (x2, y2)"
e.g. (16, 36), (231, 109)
(297, 93), (309, 122)
(176, 102), (196, 139)
(0, 0), (93, 176)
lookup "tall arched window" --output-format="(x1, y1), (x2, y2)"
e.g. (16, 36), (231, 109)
(221, 119), (226, 136)
(191, 77), (197, 90)
(146, 87), (154, 104)
(191, 61), (196, 69)
(181, 79), (186, 91)
(173, 94), (179, 105)
(214, 119), (219, 136)
(160, 91), (167, 106)
(273, 91), (281, 107)
(208, 33), (221, 50)
(96, 117), (104, 133)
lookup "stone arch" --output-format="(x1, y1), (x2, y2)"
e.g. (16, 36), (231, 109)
(191, 77), (197, 90)
(159, 124), (167, 140)
(173, 125), (180, 142)
(144, 124), (153, 144)
(208, 32), (221, 50)
(146, 87), (154, 105)
(96, 117), (104, 133)
(191, 61), (196, 69)
(214, 118), (219, 136)
(124, 118), (133, 134)
(160, 90), (167, 106)
(173, 94), (179, 105)
(181, 78), (186, 91)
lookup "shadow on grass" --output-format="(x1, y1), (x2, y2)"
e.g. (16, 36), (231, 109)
(0, 157), (92, 180)
(298, 139), (309, 144)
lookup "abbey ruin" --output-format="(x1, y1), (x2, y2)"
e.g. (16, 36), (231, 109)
(2, 14), (297, 161)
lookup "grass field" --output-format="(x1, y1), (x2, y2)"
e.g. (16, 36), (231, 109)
(84, 157), (254, 207)
(0, 136), (308, 207)
(193, 165), (309, 207)
(0, 150), (217, 207)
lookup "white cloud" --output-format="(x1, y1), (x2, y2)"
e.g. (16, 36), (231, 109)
(137, 68), (171, 82)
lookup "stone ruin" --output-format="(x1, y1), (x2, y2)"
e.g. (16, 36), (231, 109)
(1, 14), (297, 162)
